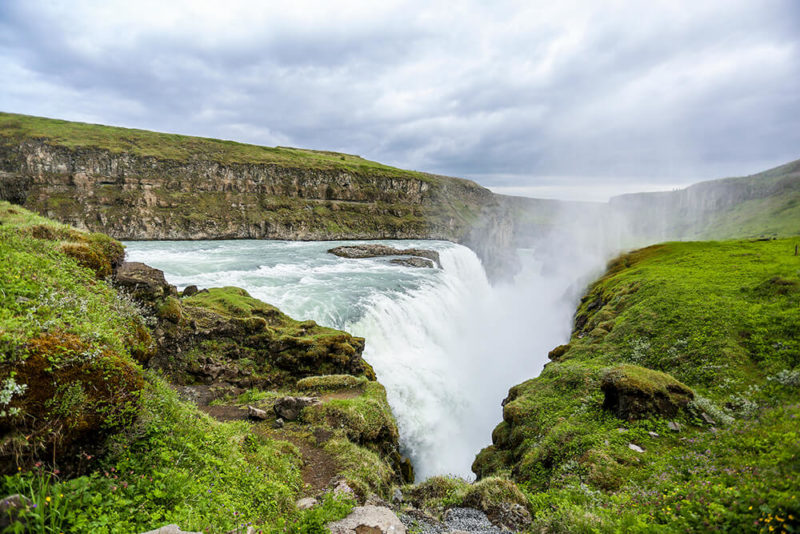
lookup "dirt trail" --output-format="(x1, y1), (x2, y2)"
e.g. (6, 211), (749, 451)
(201, 401), (342, 496)
(256, 426), (341, 495)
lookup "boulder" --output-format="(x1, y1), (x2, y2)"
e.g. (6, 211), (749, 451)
(181, 285), (199, 297)
(274, 396), (320, 421)
(115, 262), (177, 302)
(247, 405), (269, 420)
(601, 364), (694, 421)
(327, 505), (406, 534)
(391, 488), (404, 504)
(296, 497), (318, 510)
(328, 244), (442, 268)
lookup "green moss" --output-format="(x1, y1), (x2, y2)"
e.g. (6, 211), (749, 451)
(157, 296), (183, 323)
(296, 374), (366, 391)
(476, 238), (800, 531)
(322, 438), (395, 499)
(604, 364), (679, 392)
(304, 382), (398, 445)
(58, 242), (111, 278)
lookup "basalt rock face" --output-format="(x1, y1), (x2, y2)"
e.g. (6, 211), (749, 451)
(0, 136), (524, 276)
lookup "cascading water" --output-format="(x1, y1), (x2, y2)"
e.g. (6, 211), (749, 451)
(124, 238), (594, 480)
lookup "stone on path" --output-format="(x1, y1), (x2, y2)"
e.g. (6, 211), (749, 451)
(327, 505), (406, 534)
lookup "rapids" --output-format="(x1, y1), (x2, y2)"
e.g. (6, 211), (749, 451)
(125, 239), (583, 480)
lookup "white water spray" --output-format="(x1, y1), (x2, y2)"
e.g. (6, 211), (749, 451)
(125, 224), (629, 480)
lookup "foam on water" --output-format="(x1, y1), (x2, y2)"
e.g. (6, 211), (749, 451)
(125, 239), (582, 480)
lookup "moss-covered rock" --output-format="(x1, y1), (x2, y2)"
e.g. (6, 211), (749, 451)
(462, 477), (531, 531)
(129, 285), (375, 387)
(296, 374), (366, 392)
(601, 364), (694, 421)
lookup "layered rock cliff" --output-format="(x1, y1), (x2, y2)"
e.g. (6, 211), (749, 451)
(0, 112), (529, 279)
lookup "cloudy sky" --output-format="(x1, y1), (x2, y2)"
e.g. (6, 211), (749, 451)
(1, 1), (798, 200)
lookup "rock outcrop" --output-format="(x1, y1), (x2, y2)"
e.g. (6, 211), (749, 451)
(273, 396), (320, 421)
(327, 505), (406, 534)
(0, 113), (553, 281)
(600, 364), (694, 421)
(111, 265), (375, 387)
(329, 244), (442, 268)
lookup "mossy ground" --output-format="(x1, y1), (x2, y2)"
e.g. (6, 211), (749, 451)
(0, 202), (146, 465)
(475, 238), (800, 532)
(0, 203), (367, 532)
(159, 286), (374, 385)
(216, 377), (404, 499)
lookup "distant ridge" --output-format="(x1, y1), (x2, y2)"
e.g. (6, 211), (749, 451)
(610, 158), (800, 240)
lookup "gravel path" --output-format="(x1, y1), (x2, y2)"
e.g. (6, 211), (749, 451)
(399, 507), (510, 534)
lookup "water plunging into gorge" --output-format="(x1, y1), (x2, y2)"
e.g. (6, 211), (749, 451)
(125, 238), (602, 480)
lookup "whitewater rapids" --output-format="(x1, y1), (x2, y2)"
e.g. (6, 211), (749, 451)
(125, 239), (581, 480)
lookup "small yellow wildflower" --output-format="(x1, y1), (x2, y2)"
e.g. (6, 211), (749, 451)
(748, 506), (753, 510)
(45, 496), (51, 502)
(789, 515), (795, 520)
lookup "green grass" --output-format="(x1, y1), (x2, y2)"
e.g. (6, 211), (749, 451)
(0, 203), (364, 532)
(0, 112), (436, 181)
(697, 192), (800, 240)
(476, 238), (800, 532)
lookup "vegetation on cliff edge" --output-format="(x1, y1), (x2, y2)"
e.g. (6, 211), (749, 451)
(475, 238), (800, 532)
(0, 202), (381, 532)
(0, 112), (449, 183)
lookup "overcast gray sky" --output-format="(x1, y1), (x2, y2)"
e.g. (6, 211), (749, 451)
(1, 1), (798, 200)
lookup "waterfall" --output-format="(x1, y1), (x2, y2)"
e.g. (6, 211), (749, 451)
(348, 245), (578, 480)
(124, 238), (592, 481)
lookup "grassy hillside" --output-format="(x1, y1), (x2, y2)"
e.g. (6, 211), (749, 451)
(475, 238), (800, 532)
(0, 112), (438, 181)
(692, 159), (800, 240)
(0, 202), (408, 532)
(611, 158), (800, 242)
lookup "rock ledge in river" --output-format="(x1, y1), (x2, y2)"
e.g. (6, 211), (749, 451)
(328, 244), (441, 268)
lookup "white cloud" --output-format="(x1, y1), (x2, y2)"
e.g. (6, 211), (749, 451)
(0, 0), (798, 194)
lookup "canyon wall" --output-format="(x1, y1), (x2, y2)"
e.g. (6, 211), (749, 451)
(0, 129), (535, 279)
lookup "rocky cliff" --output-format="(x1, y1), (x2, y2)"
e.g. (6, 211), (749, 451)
(610, 158), (800, 240)
(0, 113), (531, 279)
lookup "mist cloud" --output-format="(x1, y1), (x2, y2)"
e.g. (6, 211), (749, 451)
(1, 0), (798, 199)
